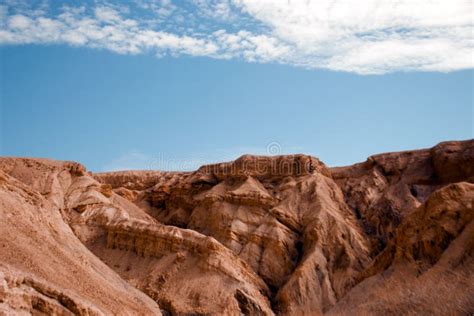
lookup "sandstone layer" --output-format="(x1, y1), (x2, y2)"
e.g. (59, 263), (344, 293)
(0, 139), (473, 315)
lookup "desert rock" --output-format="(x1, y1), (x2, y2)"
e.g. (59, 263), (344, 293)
(0, 139), (473, 315)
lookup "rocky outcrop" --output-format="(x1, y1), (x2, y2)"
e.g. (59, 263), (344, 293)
(94, 170), (181, 191)
(195, 154), (331, 180)
(331, 140), (474, 254)
(328, 182), (474, 315)
(0, 167), (162, 315)
(359, 182), (474, 278)
(134, 155), (368, 312)
(431, 140), (474, 183)
(100, 221), (274, 315)
(0, 268), (104, 316)
(0, 158), (274, 315)
(1, 139), (473, 315)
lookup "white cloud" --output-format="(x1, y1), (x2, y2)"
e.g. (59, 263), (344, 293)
(8, 14), (31, 29)
(134, 0), (176, 19)
(233, 0), (473, 73)
(193, 0), (236, 21)
(0, 0), (472, 74)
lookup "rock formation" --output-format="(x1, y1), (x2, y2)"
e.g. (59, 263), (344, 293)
(0, 160), (162, 315)
(327, 182), (474, 315)
(332, 140), (474, 254)
(0, 140), (472, 315)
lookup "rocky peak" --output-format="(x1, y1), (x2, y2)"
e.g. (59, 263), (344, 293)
(196, 154), (331, 180)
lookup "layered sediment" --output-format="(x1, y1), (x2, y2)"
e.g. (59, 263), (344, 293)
(0, 140), (472, 315)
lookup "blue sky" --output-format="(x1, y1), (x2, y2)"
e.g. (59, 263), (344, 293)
(0, 1), (473, 171)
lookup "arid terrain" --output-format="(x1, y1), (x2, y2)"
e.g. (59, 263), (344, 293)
(0, 140), (473, 315)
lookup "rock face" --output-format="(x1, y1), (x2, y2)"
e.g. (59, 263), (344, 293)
(327, 182), (474, 315)
(0, 159), (162, 315)
(0, 139), (473, 315)
(331, 140), (474, 254)
(93, 154), (369, 315)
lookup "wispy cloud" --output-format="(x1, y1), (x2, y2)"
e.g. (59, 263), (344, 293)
(100, 151), (155, 172)
(0, 0), (472, 74)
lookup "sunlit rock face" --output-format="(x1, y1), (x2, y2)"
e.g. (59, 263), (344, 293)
(0, 139), (472, 315)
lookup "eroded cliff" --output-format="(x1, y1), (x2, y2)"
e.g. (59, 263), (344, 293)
(0, 139), (472, 315)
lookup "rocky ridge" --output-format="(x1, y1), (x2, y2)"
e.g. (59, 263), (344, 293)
(0, 140), (473, 315)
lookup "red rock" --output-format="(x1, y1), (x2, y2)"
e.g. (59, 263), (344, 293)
(0, 139), (473, 315)
(331, 139), (474, 254)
